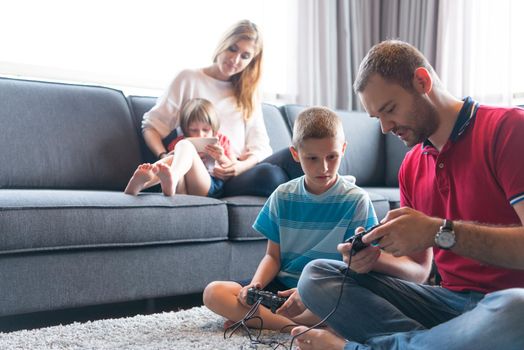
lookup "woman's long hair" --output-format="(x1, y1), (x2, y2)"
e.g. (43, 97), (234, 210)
(212, 20), (263, 121)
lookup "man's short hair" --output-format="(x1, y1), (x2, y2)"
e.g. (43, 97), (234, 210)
(292, 106), (345, 148)
(353, 40), (437, 93)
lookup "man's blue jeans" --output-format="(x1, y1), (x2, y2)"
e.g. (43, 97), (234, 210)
(298, 259), (524, 350)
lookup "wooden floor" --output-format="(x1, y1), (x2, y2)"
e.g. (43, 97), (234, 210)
(0, 292), (203, 333)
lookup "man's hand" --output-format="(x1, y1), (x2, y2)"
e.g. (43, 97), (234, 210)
(362, 207), (440, 257)
(338, 228), (381, 273)
(275, 288), (306, 319)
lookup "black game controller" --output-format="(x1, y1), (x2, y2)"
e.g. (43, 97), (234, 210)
(246, 287), (288, 313)
(345, 224), (382, 255)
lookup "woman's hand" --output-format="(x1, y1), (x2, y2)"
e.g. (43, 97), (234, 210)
(213, 152), (258, 180)
(213, 159), (252, 179)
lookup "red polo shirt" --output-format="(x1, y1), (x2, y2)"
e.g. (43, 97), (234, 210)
(399, 97), (524, 293)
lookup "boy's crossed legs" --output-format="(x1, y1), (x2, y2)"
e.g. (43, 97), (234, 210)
(203, 281), (321, 332)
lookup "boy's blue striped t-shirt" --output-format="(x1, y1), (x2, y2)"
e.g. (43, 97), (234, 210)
(253, 175), (378, 288)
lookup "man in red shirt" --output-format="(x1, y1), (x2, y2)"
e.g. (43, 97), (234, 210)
(283, 40), (524, 350)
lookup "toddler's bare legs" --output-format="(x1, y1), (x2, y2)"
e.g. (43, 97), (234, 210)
(163, 140), (211, 197)
(124, 163), (159, 195)
(125, 140), (211, 197)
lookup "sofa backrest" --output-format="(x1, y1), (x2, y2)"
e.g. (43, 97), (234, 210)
(0, 77), (141, 190)
(261, 103), (293, 152)
(127, 95), (158, 163)
(385, 133), (410, 186)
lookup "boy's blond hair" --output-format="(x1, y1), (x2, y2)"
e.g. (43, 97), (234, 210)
(179, 98), (219, 135)
(292, 106), (345, 148)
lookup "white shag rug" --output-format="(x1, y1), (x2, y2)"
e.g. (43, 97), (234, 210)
(0, 306), (292, 350)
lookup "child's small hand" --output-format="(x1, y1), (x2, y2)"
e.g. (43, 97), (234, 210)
(276, 288), (306, 319)
(205, 143), (225, 160)
(238, 282), (261, 307)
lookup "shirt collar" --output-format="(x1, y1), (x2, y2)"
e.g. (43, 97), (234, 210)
(422, 96), (478, 149)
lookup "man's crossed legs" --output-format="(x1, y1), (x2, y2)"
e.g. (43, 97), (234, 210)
(292, 259), (524, 350)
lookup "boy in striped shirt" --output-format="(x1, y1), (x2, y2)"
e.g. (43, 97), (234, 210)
(203, 106), (378, 331)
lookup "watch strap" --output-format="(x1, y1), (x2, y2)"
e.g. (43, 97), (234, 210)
(436, 219), (456, 250)
(441, 219), (453, 231)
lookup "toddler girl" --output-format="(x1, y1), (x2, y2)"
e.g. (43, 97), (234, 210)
(124, 98), (232, 197)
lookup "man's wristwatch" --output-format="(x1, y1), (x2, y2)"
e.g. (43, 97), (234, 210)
(435, 219), (456, 250)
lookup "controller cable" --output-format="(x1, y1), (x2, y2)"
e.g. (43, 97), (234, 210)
(288, 249), (355, 349)
(224, 297), (288, 349)
(224, 248), (357, 350)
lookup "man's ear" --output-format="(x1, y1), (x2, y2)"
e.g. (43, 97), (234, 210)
(289, 146), (300, 162)
(342, 141), (347, 155)
(413, 67), (433, 94)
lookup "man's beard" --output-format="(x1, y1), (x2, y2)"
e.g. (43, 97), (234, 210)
(396, 94), (439, 147)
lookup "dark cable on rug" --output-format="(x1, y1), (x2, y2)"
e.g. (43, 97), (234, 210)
(288, 252), (354, 349)
(224, 298), (288, 348)
(224, 238), (360, 350)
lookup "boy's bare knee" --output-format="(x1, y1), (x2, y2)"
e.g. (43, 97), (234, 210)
(203, 281), (222, 308)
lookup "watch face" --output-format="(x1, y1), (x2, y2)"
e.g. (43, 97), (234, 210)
(437, 231), (455, 249)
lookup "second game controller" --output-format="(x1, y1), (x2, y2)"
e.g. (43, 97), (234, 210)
(345, 224), (382, 255)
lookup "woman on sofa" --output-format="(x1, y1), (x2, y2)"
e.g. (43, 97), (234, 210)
(141, 19), (293, 197)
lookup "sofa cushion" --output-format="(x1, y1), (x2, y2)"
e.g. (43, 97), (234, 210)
(281, 104), (385, 187)
(364, 187), (401, 212)
(127, 95), (158, 163)
(262, 103), (292, 153)
(127, 95), (156, 131)
(385, 133), (410, 187)
(0, 189), (228, 255)
(0, 78), (142, 191)
(223, 196), (267, 241)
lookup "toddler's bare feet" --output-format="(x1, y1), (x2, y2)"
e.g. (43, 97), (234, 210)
(156, 163), (179, 196)
(124, 163), (157, 195)
(291, 326), (347, 350)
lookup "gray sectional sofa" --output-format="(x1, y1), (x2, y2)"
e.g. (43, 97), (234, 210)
(0, 76), (408, 319)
